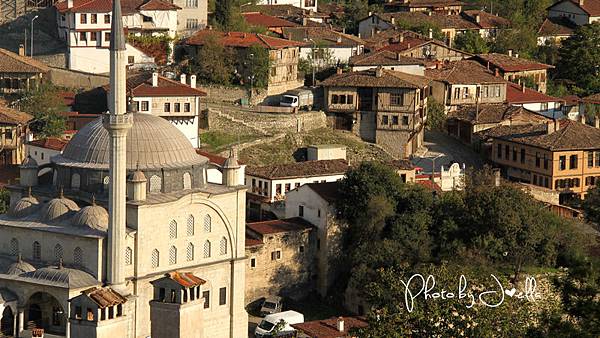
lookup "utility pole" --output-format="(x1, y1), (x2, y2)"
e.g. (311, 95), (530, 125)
(309, 38), (316, 86)
(30, 15), (39, 58)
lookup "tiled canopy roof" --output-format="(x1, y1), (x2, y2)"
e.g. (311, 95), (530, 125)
(83, 287), (127, 308)
(424, 60), (505, 84)
(472, 53), (553, 72)
(582, 93), (600, 104)
(0, 48), (50, 73)
(186, 30), (306, 49)
(349, 50), (425, 66)
(484, 119), (600, 151)
(321, 68), (430, 88)
(246, 159), (349, 179)
(165, 271), (206, 288)
(242, 12), (298, 28)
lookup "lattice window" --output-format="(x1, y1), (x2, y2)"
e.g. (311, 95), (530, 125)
(203, 215), (211, 233)
(73, 247), (83, 266)
(187, 215), (194, 236)
(33, 241), (41, 260)
(54, 244), (63, 261)
(71, 173), (81, 190)
(103, 176), (110, 187)
(187, 243), (194, 261)
(125, 247), (132, 265)
(183, 172), (192, 190)
(169, 220), (177, 239)
(169, 246), (177, 265)
(152, 249), (160, 268)
(204, 240), (211, 258)
(149, 175), (162, 193)
(220, 237), (227, 255)
(10, 238), (18, 256)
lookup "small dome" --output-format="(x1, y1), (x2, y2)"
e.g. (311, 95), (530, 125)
(21, 265), (98, 288)
(10, 195), (40, 218)
(223, 148), (240, 169)
(20, 155), (38, 168)
(6, 256), (35, 275)
(72, 201), (108, 231)
(42, 193), (79, 221)
(129, 168), (147, 182)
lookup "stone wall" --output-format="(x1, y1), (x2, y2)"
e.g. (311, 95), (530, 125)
(199, 85), (268, 106)
(48, 67), (109, 90)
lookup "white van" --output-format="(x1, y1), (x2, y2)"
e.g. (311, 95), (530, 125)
(255, 310), (304, 337)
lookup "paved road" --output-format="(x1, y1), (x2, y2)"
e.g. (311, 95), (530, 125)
(411, 131), (484, 173)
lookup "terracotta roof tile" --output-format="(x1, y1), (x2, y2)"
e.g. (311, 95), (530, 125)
(245, 233), (263, 247)
(247, 217), (314, 235)
(425, 60), (505, 84)
(0, 106), (33, 125)
(472, 53), (553, 72)
(548, 0), (600, 17)
(104, 72), (206, 97)
(292, 317), (368, 338)
(0, 48), (50, 73)
(28, 138), (69, 151)
(82, 287), (127, 308)
(377, 10), (509, 31)
(242, 12), (298, 28)
(195, 150), (245, 166)
(186, 30), (306, 49)
(282, 27), (365, 48)
(165, 271), (206, 288)
(583, 93), (600, 104)
(483, 119), (600, 151)
(506, 82), (563, 104)
(349, 50), (425, 67)
(386, 0), (465, 8)
(242, 4), (329, 19)
(538, 17), (576, 36)
(388, 159), (416, 170)
(305, 181), (340, 203)
(562, 95), (581, 105)
(246, 159), (349, 179)
(321, 68), (430, 88)
(416, 179), (442, 192)
(56, 0), (178, 14)
(448, 103), (550, 125)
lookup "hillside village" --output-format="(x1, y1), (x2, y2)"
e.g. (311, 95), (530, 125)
(0, 0), (599, 337)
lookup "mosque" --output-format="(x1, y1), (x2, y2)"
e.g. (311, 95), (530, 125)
(0, 0), (248, 336)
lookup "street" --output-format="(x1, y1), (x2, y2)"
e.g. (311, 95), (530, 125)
(411, 131), (484, 173)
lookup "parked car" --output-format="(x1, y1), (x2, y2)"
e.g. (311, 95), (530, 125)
(255, 310), (304, 337)
(260, 296), (283, 317)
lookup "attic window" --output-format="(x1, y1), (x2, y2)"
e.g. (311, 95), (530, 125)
(142, 15), (152, 22)
(87, 308), (94, 321)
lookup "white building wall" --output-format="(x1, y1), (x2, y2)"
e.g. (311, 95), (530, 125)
(548, 1), (590, 25)
(246, 173), (345, 203)
(351, 64), (425, 75)
(173, 0), (208, 36)
(299, 45), (364, 64)
(257, 0), (317, 12)
(512, 102), (564, 119)
(358, 16), (393, 39)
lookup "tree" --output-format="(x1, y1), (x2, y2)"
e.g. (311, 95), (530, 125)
(454, 31), (489, 54)
(0, 189), (9, 214)
(557, 23), (600, 95)
(213, 0), (247, 31)
(29, 112), (67, 138)
(189, 35), (236, 86)
(426, 98), (445, 131)
(237, 44), (270, 89)
(583, 182), (600, 225)
(18, 83), (68, 138)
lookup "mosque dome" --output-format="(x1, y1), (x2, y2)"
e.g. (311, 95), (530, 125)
(72, 200), (109, 231)
(41, 194), (80, 221)
(53, 113), (207, 170)
(6, 256), (35, 275)
(10, 194), (40, 218)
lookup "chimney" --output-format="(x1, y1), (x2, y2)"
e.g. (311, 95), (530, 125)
(486, 61), (489, 70)
(336, 67), (343, 75)
(493, 169), (501, 187)
(358, 33), (361, 38)
(474, 13), (481, 23)
(342, 28), (346, 34)
(152, 72), (158, 87)
(337, 317), (344, 332)
(190, 75), (197, 88)
(522, 85), (526, 93)
(336, 35), (342, 43)
(428, 28), (433, 39)
(391, 17), (395, 25)
(515, 53), (519, 58)
(180, 73), (187, 85)
(546, 120), (555, 135)
(580, 113), (586, 124)
(595, 116), (600, 128)
(427, 10), (432, 16)
(579, 0), (585, 6)
(18, 44), (25, 56)
(508, 49), (513, 57)
(407, 43), (411, 49)
(368, 11), (372, 16)
(397, 52), (402, 61)
(375, 66), (383, 78)
(68, 0), (73, 8)
(494, 68), (500, 77)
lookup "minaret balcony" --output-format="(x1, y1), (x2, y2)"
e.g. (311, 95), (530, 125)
(103, 113), (133, 130)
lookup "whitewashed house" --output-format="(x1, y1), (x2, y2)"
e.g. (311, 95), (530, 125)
(547, 0), (600, 26)
(282, 27), (365, 64)
(256, 0), (317, 12)
(197, 150), (246, 185)
(25, 138), (69, 176)
(55, 0), (180, 73)
(506, 82), (564, 119)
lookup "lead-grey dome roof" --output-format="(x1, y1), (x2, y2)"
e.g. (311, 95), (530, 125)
(6, 257), (35, 275)
(53, 113), (207, 170)
(21, 265), (98, 288)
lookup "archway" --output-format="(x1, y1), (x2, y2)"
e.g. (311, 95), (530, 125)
(25, 292), (66, 335)
(0, 306), (14, 336)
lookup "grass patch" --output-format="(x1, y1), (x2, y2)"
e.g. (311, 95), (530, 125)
(200, 131), (256, 153)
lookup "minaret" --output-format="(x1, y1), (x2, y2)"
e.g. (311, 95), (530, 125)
(103, 0), (132, 288)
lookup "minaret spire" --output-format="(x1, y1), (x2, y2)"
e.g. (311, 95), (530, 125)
(104, 0), (133, 288)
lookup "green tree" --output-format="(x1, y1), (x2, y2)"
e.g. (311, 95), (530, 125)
(0, 189), (9, 214)
(426, 98), (445, 131)
(557, 23), (600, 95)
(582, 181), (600, 225)
(29, 112), (67, 138)
(19, 83), (68, 138)
(454, 30), (489, 54)
(213, 0), (247, 31)
(189, 35), (236, 85)
(237, 44), (270, 89)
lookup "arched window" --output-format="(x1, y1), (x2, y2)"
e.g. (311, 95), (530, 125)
(186, 215), (194, 236)
(54, 244), (63, 261)
(125, 247), (132, 265)
(203, 215), (211, 233)
(169, 220), (177, 239)
(169, 246), (177, 265)
(151, 249), (160, 268)
(32, 241), (41, 260)
(186, 243), (194, 261)
(183, 172), (192, 190)
(149, 175), (162, 193)
(10, 238), (18, 256)
(220, 237), (227, 255)
(71, 173), (81, 190)
(73, 247), (83, 266)
(203, 240), (211, 258)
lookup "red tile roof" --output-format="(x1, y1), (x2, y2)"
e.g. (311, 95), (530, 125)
(0, 106), (33, 125)
(292, 317), (368, 338)
(247, 159), (349, 180)
(138, 0), (180, 11)
(0, 48), (50, 73)
(242, 12), (298, 28)
(472, 53), (554, 72)
(548, 0), (600, 17)
(305, 181), (341, 203)
(28, 138), (69, 151)
(103, 72), (206, 97)
(506, 82), (563, 104)
(82, 287), (127, 308)
(56, 0), (178, 14)
(186, 30), (306, 49)
(245, 233), (263, 247)
(247, 217), (314, 235)
(538, 17), (576, 36)
(416, 179), (442, 192)
(562, 95), (581, 106)
(165, 271), (206, 288)
(282, 27), (366, 48)
(449, 104), (550, 125)
(583, 93), (600, 104)
(349, 50), (425, 67)
(425, 60), (504, 84)
(321, 68), (430, 88)
(377, 10), (509, 31)
(196, 150), (245, 166)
